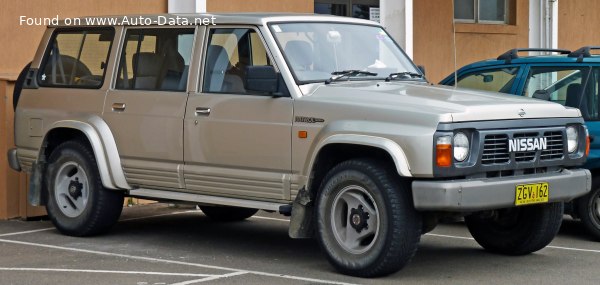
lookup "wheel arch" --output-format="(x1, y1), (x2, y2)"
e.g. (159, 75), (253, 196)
(43, 119), (130, 190)
(289, 135), (412, 239)
(306, 134), (411, 193)
(29, 118), (130, 205)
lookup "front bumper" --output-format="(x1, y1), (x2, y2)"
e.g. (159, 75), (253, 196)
(7, 148), (21, 171)
(412, 168), (591, 211)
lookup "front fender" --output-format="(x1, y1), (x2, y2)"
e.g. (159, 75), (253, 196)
(307, 134), (412, 177)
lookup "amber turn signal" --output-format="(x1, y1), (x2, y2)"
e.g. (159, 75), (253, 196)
(586, 135), (590, 157)
(298, 131), (308, 139)
(436, 144), (452, 167)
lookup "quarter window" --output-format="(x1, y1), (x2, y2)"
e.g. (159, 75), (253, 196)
(116, 28), (194, 91)
(39, 29), (114, 88)
(455, 67), (519, 93)
(203, 28), (275, 94)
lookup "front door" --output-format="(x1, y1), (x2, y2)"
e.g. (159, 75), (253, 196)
(103, 27), (195, 189)
(184, 27), (293, 201)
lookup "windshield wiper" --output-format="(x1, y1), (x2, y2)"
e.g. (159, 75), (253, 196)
(325, 70), (378, 84)
(385, 72), (423, 81)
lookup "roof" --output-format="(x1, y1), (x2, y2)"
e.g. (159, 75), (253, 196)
(455, 54), (600, 71)
(52, 13), (377, 27)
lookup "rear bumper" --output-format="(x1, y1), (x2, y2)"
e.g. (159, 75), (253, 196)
(412, 169), (591, 211)
(7, 148), (21, 172)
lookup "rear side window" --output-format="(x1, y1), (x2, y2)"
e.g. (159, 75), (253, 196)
(39, 29), (114, 88)
(456, 67), (519, 93)
(116, 28), (195, 91)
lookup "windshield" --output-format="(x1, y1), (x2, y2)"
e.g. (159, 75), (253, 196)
(269, 22), (420, 84)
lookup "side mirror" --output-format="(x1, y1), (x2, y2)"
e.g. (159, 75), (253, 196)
(417, 65), (426, 76)
(245, 65), (279, 94)
(532, 89), (551, 100)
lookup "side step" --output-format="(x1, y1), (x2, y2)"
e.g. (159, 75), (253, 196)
(129, 188), (292, 214)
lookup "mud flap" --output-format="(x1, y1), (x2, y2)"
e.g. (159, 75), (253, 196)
(28, 161), (47, 206)
(289, 186), (314, 239)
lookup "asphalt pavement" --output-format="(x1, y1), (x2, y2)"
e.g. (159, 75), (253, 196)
(0, 203), (598, 285)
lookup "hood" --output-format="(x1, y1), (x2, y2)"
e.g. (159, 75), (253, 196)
(302, 81), (581, 123)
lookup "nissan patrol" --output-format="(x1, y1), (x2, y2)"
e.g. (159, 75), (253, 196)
(8, 14), (592, 277)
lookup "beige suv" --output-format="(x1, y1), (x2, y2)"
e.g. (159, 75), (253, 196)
(8, 14), (592, 277)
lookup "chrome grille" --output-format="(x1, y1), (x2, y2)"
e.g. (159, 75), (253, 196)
(482, 134), (509, 164)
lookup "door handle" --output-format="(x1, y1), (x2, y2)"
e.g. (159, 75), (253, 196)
(112, 103), (126, 112)
(195, 107), (211, 116)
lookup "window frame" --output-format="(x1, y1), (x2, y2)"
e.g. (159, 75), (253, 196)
(268, 21), (422, 86)
(199, 25), (282, 96)
(113, 26), (197, 92)
(314, 0), (380, 18)
(37, 27), (115, 89)
(454, 0), (509, 25)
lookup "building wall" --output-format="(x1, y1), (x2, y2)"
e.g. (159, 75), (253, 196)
(207, 0), (312, 13)
(413, 0), (529, 83)
(558, 0), (600, 51)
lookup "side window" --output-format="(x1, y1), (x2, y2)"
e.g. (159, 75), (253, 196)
(522, 67), (587, 106)
(586, 68), (600, 120)
(203, 28), (275, 94)
(39, 29), (114, 88)
(116, 28), (194, 91)
(455, 67), (519, 93)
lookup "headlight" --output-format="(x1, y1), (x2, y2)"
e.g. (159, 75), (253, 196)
(567, 126), (579, 153)
(453, 132), (470, 162)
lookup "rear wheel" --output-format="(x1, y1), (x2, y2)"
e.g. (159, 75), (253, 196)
(200, 206), (258, 222)
(46, 141), (124, 236)
(576, 177), (600, 240)
(465, 202), (563, 255)
(315, 159), (421, 277)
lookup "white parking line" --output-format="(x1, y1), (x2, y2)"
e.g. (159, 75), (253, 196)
(0, 267), (215, 277)
(250, 216), (290, 222)
(120, 210), (192, 222)
(0, 210), (195, 238)
(170, 271), (248, 285)
(425, 233), (600, 253)
(0, 238), (357, 285)
(0, 228), (55, 237)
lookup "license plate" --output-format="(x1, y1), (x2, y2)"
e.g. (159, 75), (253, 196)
(515, 182), (549, 206)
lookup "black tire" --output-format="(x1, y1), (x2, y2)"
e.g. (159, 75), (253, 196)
(46, 140), (124, 236)
(465, 202), (564, 255)
(315, 159), (422, 277)
(576, 177), (600, 240)
(13, 62), (31, 111)
(200, 206), (258, 222)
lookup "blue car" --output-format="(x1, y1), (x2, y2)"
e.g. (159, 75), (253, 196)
(440, 47), (600, 240)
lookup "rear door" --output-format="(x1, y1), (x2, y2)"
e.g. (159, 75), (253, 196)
(103, 27), (195, 189)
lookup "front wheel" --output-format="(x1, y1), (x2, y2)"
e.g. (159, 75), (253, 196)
(315, 159), (422, 277)
(576, 177), (600, 240)
(46, 141), (124, 236)
(465, 202), (563, 255)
